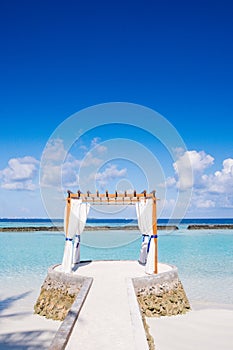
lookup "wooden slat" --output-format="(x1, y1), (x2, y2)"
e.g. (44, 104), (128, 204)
(69, 191), (156, 202)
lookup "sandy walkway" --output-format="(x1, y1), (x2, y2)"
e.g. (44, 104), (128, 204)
(65, 260), (152, 350)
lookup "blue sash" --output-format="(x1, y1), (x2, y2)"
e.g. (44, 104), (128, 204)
(147, 235), (158, 253)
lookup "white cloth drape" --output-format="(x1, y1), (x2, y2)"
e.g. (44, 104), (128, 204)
(72, 202), (90, 265)
(61, 238), (73, 274)
(136, 199), (153, 235)
(136, 199), (155, 272)
(73, 234), (81, 266)
(145, 236), (156, 274)
(61, 199), (90, 273)
(138, 234), (149, 264)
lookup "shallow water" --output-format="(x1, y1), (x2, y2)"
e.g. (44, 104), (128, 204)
(0, 228), (233, 304)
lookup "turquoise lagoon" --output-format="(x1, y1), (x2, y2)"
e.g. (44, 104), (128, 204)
(0, 220), (233, 305)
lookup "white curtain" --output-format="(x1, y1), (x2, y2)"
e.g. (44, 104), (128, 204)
(145, 236), (157, 274)
(73, 234), (81, 266)
(138, 234), (149, 265)
(136, 198), (156, 272)
(61, 199), (90, 273)
(72, 202), (90, 265)
(136, 199), (153, 235)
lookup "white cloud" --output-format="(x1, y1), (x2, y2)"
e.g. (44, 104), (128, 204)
(186, 154), (233, 210)
(1, 181), (36, 191)
(42, 138), (67, 163)
(41, 164), (63, 188)
(40, 137), (108, 189)
(162, 150), (233, 211)
(61, 152), (104, 189)
(0, 156), (39, 191)
(41, 159), (81, 189)
(79, 145), (88, 152)
(200, 158), (233, 194)
(61, 158), (81, 188)
(158, 176), (176, 188)
(90, 137), (107, 154)
(61, 137), (108, 189)
(95, 164), (127, 188)
(78, 138), (107, 156)
(91, 137), (101, 148)
(80, 152), (103, 168)
(41, 144), (77, 189)
(194, 198), (215, 209)
(180, 150), (214, 172)
(173, 150), (214, 190)
(40, 138), (69, 188)
(219, 158), (233, 175)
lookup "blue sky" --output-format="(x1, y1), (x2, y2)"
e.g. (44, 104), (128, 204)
(0, 0), (232, 218)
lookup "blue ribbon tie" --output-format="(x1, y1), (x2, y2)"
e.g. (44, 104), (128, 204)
(65, 238), (73, 241)
(147, 235), (158, 253)
(142, 234), (149, 242)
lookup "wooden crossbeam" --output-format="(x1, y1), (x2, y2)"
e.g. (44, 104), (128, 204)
(68, 190), (156, 204)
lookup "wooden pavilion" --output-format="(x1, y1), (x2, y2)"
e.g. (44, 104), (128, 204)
(63, 190), (158, 274)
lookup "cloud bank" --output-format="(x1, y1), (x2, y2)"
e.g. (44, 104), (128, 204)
(169, 150), (233, 210)
(0, 156), (39, 191)
(1, 141), (232, 216)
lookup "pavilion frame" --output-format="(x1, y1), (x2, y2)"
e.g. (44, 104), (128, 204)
(66, 190), (158, 273)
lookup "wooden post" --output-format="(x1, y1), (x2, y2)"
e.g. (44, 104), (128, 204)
(152, 193), (158, 274)
(65, 192), (71, 237)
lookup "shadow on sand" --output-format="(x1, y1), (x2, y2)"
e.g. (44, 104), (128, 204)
(0, 291), (58, 349)
(0, 330), (57, 349)
(0, 291), (32, 317)
(73, 259), (92, 272)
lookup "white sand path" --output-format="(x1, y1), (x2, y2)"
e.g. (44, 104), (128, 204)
(65, 261), (170, 350)
(65, 260), (150, 350)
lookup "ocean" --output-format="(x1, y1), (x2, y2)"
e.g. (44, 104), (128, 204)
(0, 218), (233, 305)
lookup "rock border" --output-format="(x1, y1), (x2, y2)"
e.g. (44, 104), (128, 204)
(133, 264), (191, 317)
(49, 276), (93, 350)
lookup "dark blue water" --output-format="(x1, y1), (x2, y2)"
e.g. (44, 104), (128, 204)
(1, 217), (233, 227)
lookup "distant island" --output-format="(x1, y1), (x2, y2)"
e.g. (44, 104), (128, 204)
(0, 225), (179, 232)
(1, 224), (233, 232)
(187, 224), (233, 230)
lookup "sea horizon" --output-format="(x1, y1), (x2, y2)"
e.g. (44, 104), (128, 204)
(1, 217), (233, 231)
(1, 217), (233, 222)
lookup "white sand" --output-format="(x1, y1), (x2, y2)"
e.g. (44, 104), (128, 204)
(1, 262), (233, 350)
(147, 302), (233, 350)
(0, 284), (61, 349)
